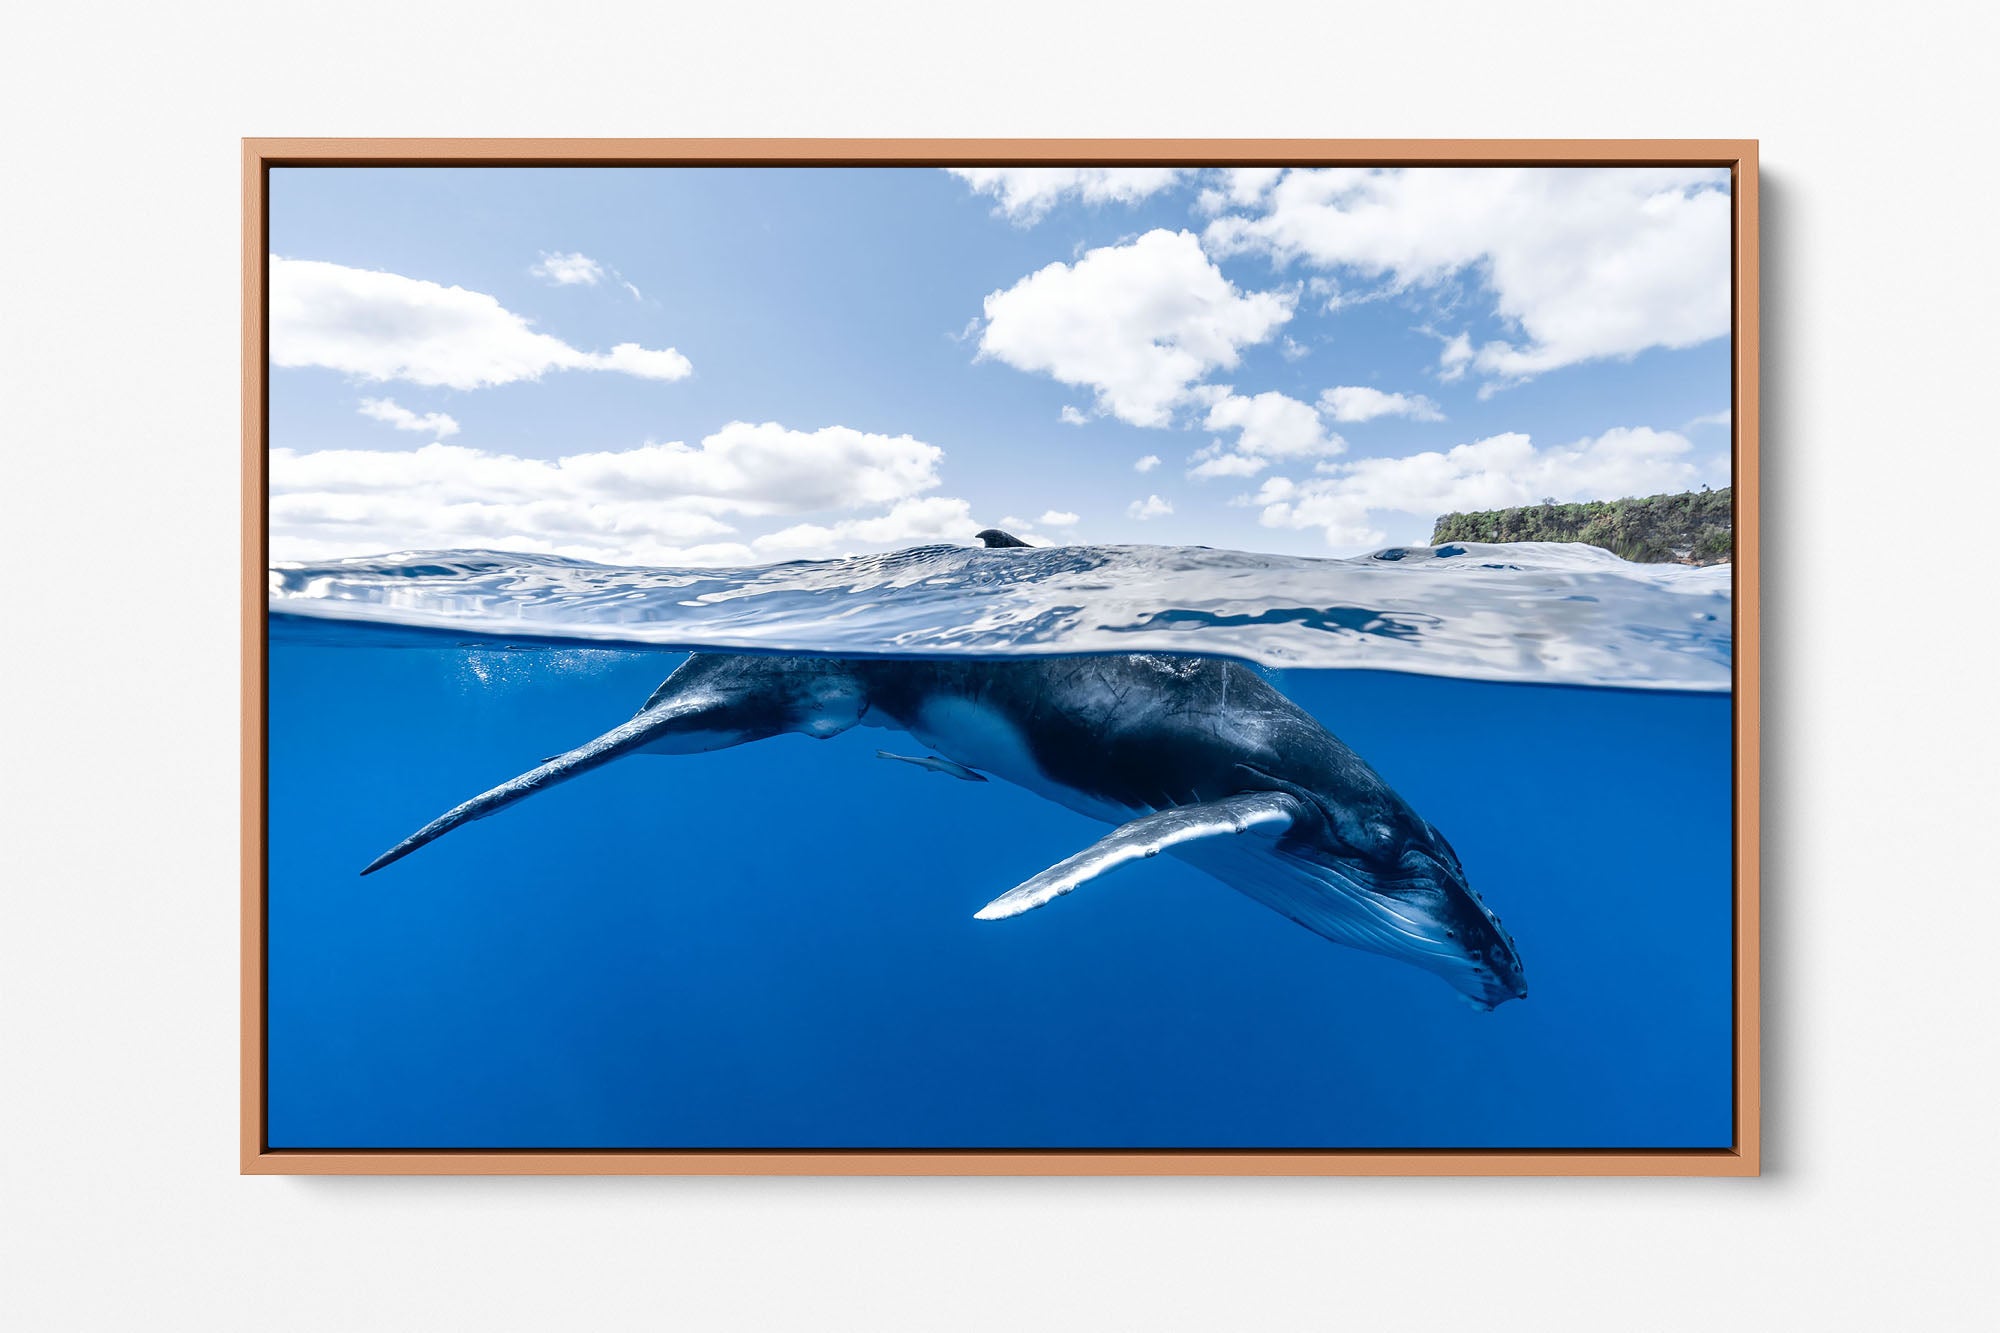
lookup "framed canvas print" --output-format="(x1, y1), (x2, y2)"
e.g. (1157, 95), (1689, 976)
(244, 139), (1758, 1174)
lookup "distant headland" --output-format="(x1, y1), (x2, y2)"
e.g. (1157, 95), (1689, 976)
(1431, 487), (1732, 565)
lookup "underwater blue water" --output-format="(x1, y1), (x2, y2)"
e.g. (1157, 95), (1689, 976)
(267, 569), (1734, 1148)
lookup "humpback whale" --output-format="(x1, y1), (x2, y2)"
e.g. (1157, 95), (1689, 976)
(361, 645), (1528, 1009)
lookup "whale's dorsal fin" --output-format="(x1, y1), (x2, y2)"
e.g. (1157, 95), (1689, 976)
(974, 792), (1302, 920)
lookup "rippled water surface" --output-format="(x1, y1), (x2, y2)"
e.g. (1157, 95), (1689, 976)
(271, 540), (1732, 691)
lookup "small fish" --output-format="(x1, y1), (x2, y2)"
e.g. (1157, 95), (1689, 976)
(875, 750), (988, 782)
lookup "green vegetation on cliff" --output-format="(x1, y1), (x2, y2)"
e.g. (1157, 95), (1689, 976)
(1430, 487), (1732, 564)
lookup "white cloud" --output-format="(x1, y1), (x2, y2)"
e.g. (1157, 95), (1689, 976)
(591, 343), (694, 379)
(1307, 277), (1350, 313)
(1195, 167), (1285, 216)
(752, 496), (978, 556)
(947, 167), (1186, 224)
(1204, 390), (1342, 458)
(1134, 454), (1161, 473)
(994, 516), (1056, 546)
(1205, 168), (1731, 385)
(271, 257), (693, 390)
(268, 421), (948, 565)
(1280, 336), (1310, 362)
(1254, 426), (1723, 548)
(1185, 449), (1269, 480)
(1436, 331), (1475, 382)
(269, 487), (752, 568)
(1059, 405), (1091, 425)
(1319, 385), (1444, 423)
(1687, 409), (1732, 429)
(1187, 390), (1345, 479)
(1037, 509), (1080, 527)
(977, 229), (1294, 428)
(530, 251), (605, 286)
(357, 397), (460, 438)
(1127, 494), (1174, 520)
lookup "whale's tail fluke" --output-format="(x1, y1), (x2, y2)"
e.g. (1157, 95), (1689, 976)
(361, 653), (869, 875)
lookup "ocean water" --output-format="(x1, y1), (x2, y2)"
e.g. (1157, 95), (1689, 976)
(265, 542), (1735, 1150)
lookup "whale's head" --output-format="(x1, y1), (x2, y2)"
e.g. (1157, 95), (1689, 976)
(1232, 784), (1528, 1010)
(1346, 819), (1528, 1011)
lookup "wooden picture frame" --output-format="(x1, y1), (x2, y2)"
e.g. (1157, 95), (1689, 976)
(243, 138), (1759, 1175)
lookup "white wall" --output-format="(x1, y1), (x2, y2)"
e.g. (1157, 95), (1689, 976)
(4, 2), (1994, 1328)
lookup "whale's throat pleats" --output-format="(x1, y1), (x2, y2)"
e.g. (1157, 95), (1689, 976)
(1171, 837), (1470, 978)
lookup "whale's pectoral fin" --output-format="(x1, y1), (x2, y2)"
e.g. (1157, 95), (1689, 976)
(362, 654), (871, 876)
(359, 696), (752, 876)
(974, 792), (1303, 920)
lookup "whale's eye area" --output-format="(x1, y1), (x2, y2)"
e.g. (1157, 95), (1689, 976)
(1340, 818), (1401, 864)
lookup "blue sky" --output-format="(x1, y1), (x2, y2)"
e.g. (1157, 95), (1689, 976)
(268, 165), (1732, 565)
